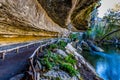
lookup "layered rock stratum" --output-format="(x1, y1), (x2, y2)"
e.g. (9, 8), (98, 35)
(0, 0), (99, 36)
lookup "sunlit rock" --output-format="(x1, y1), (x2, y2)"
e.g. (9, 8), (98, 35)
(0, 0), (99, 36)
(0, 0), (68, 36)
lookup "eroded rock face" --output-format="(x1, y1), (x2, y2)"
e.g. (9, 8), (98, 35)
(0, 0), (68, 36)
(37, 0), (99, 30)
(37, 0), (72, 28)
(0, 0), (99, 36)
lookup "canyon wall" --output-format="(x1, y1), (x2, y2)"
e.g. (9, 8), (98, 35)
(0, 0), (99, 36)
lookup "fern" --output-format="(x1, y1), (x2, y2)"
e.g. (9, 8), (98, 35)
(39, 49), (78, 76)
(57, 40), (67, 50)
(60, 62), (78, 76)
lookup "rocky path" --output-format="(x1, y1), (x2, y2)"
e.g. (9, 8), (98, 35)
(0, 45), (38, 80)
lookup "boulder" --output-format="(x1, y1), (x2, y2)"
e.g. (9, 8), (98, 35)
(56, 49), (68, 57)
(87, 40), (104, 52)
(43, 69), (71, 80)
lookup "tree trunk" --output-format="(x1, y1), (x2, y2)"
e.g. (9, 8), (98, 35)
(99, 28), (120, 43)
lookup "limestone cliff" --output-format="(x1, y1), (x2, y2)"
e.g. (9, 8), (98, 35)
(0, 0), (99, 36)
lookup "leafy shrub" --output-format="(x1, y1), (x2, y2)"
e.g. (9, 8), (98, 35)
(40, 55), (52, 70)
(49, 44), (58, 50)
(57, 40), (67, 50)
(69, 33), (78, 41)
(60, 62), (78, 76)
(39, 49), (78, 76)
(65, 54), (76, 65)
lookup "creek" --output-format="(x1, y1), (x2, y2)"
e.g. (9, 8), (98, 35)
(82, 44), (120, 80)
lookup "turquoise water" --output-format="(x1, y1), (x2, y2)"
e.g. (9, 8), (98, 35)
(82, 45), (120, 80)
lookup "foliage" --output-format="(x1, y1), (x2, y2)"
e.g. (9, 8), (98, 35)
(65, 54), (76, 65)
(39, 49), (78, 76)
(59, 62), (78, 76)
(57, 40), (67, 50)
(49, 40), (67, 50)
(90, 4), (120, 40)
(86, 28), (92, 39)
(101, 5), (120, 39)
(41, 58), (52, 70)
(94, 25), (105, 39)
(69, 33), (78, 41)
(49, 44), (58, 50)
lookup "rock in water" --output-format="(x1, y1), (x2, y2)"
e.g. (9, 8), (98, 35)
(87, 40), (104, 52)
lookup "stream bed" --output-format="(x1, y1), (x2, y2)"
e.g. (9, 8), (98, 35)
(82, 45), (120, 80)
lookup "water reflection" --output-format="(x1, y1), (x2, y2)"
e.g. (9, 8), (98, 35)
(82, 45), (120, 80)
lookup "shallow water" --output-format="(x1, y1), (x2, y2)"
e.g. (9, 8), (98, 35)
(82, 45), (120, 80)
